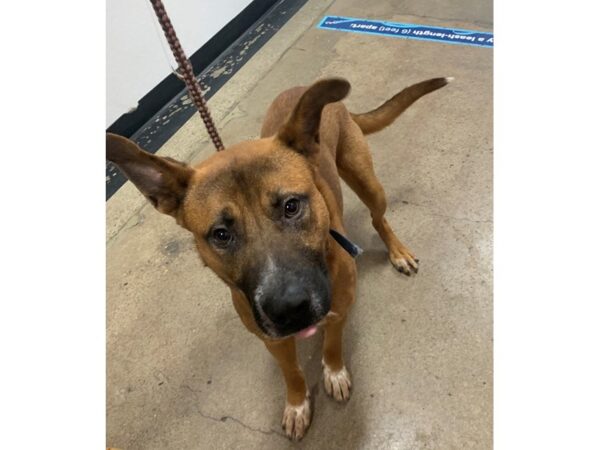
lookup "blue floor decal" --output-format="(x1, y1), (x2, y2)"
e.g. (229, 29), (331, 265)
(317, 16), (493, 48)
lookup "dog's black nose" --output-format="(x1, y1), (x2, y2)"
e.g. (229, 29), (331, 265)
(262, 283), (312, 327)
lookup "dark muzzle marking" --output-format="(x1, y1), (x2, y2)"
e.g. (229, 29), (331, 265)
(329, 229), (363, 258)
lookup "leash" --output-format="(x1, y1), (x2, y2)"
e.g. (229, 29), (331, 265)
(148, 0), (360, 258)
(149, 0), (224, 151)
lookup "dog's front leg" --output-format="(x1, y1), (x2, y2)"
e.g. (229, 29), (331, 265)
(322, 314), (352, 401)
(264, 337), (311, 440)
(321, 253), (356, 402)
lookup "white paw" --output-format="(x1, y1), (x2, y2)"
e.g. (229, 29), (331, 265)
(389, 248), (419, 275)
(323, 362), (352, 401)
(281, 394), (311, 440)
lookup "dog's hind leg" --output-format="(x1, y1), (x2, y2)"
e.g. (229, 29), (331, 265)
(264, 337), (311, 440)
(336, 118), (419, 275)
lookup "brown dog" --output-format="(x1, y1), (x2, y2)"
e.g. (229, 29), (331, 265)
(107, 76), (449, 440)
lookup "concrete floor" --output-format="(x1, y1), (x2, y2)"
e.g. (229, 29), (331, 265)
(107, 0), (492, 448)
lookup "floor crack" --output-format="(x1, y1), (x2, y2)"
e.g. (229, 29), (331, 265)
(400, 200), (492, 224)
(107, 204), (149, 245)
(181, 384), (287, 439)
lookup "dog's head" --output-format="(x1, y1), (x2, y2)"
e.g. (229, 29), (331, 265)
(107, 78), (350, 339)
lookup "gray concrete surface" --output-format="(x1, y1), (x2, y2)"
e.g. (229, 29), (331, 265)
(107, 0), (492, 448)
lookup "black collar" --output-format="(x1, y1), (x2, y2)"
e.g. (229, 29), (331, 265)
(329, 229), (363, 258)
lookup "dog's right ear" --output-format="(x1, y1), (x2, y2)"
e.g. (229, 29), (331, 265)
(277, 78), (350, 161)
(106, 133), (193, 217)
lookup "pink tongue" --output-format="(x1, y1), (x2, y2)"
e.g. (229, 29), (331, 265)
(296, 325), (318, 339)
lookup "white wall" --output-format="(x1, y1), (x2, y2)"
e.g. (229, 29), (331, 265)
(106, 0), (252, 127)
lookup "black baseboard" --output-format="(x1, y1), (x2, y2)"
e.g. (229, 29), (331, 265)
(106, 0), (308, 200)
(107, 0), (278, 138)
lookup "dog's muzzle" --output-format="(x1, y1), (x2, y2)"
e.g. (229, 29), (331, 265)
(250, 257), (330, 338)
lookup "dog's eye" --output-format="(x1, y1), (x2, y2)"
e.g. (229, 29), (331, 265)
(284, 198), (300, 218)
(212, 227), (232, 246)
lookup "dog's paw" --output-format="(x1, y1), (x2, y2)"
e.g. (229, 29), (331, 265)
(323, 362), (352, 401)
(389, 248), (419, 275)
(282, 394), (311, 441)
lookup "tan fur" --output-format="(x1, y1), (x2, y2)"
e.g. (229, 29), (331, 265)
(106, 76), (449, 440)
(350, 77), (449, 135)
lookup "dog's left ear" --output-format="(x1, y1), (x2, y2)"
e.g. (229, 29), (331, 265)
(278, 78), (350, 160)
(106, 133), (194, 218)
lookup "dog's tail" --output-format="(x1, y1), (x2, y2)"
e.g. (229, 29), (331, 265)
(350, 77), (452, 135)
